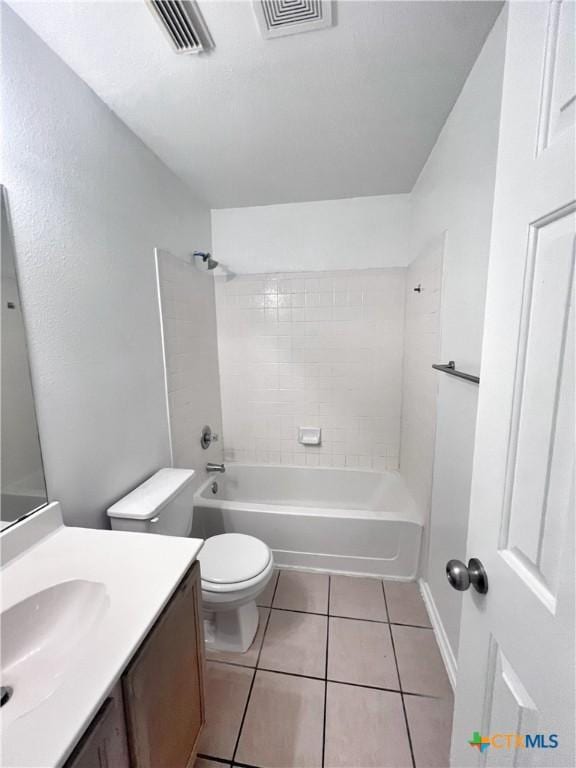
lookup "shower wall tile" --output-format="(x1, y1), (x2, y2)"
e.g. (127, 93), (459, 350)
(157, 252), (224, 486)
(215, 269), (405, 470)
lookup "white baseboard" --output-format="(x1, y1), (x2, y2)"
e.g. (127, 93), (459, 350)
(419, 578), (457, 691)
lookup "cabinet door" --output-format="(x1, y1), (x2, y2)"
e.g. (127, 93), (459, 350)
(123, 561), (206, 768)
(65, 685), (129, 768)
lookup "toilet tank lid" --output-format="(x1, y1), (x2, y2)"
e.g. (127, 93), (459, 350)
(107, 468), (195, 520)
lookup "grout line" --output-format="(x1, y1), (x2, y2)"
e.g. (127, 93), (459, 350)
(207, 658), (257, 671)
(326, 679), (441, 699)
(403, 689), (450, 700)
(332, 613), (433, 630)
(259, 605), (433, 631)
(229, 666), (256, 765)
(322, 576), (331, 768)
(199, 755), (263, 768)
(267, 605), (327, 616)
(255, 570), (280, 610)
(207, 658), (443, 700)
(389, 621), (433, 630)
(197, 755), (231, 766)
(258, 667), (324, 683)
(233, 762), (265, 768)
(230, 572), (280, 766)
(382, 580), (417, 768)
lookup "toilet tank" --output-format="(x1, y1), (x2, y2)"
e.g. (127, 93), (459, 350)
(107, 468), (195, 537)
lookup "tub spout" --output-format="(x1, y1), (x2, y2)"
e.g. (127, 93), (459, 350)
(206, 462), (226, 473)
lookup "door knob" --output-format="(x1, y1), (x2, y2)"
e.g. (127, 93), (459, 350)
(446, 558), (488, 594)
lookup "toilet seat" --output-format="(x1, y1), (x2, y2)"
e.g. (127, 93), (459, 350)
(200, 533), (272, 594)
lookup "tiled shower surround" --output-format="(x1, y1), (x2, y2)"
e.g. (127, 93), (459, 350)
(215, 269), (406, 470)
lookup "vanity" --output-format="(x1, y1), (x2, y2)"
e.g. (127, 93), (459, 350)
(66, 563), (204, 768)
(1, 504), (206, 768)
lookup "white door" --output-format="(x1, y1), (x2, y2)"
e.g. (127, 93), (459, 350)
(450, 1), (575, 766)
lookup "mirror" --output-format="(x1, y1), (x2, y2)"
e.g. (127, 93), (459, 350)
(1, 186), (48, 530)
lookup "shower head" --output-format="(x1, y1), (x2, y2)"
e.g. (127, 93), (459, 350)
(193, 251), (219, 270)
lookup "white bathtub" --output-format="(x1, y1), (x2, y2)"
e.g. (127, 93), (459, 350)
(193, 464), (422, 579)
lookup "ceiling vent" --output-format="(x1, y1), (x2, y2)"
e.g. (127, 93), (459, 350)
(147, 0), (213, 54)
(253, 0), (333, 39)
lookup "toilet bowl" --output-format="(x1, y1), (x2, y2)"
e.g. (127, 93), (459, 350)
(199, 533), (274, 652)
(107, 468), (273, 653)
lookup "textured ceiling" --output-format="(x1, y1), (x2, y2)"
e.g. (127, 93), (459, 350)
(10, 0), (502, 208)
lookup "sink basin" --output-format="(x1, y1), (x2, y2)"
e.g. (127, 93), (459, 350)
(1, 580), (109, 724)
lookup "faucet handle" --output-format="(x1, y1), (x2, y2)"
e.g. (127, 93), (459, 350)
(201, 425), (219, 449)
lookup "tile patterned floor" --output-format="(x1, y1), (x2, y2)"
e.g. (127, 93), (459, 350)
(197, 569), (453, 768)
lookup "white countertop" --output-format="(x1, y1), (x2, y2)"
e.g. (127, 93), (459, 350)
(0, 503), (204, 768)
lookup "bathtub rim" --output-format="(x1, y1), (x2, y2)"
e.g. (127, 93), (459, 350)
(193, 464), (423, 526)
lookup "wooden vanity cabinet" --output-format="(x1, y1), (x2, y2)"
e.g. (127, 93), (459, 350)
(123, 561), (206, 768)
(63, 685), (130, 768)
(65, 561), (205, 768)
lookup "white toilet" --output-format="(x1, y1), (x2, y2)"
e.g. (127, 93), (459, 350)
(107, 468), (274, 653)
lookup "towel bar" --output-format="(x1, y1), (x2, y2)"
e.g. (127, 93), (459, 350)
(432, 361), (480, 384)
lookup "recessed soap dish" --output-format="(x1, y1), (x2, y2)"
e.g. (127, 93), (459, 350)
(298, 427), (321, 446)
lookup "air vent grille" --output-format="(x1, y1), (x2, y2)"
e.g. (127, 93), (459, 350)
(253, 0), (333, 39)
(147, 0), (213, 54)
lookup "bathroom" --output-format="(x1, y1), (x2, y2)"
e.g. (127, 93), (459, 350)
(1, 1), (574, 767)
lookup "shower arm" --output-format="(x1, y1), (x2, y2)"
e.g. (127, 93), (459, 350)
(193, 251), (219, 270)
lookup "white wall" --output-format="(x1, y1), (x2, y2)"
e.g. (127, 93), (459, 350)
(212, 195), (411, 274)
(399, 236), (444, 573)
(409, 10), (507, 664)
(216, 269), (405, 470)
(1, 7), (213, 528)
(156, 252), (223, 490)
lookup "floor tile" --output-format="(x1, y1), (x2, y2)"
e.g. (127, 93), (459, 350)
(405, 694), (454, 768)
(235, 670), (324, 768)
(257, 570), (280, 607)
(328, 617), (399, 689)
(392, 625), (452, 698)
(272, 570), (329, 614)
(259, 609), (327, 678)
(384, 581), (432, 627)
(329, 575), (387, 621)
(196, 760), (228, 768)
(198, 662), (253, 760)
(206, 608), (270, 668)
(325, 682), (412, 768)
